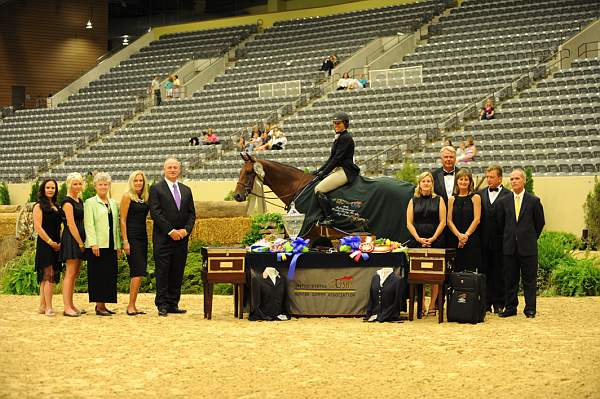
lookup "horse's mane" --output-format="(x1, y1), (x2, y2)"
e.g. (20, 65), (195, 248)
(257, 158), (307, 175)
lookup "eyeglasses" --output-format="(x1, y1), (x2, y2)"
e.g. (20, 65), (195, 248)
(332, 121), (343, 125)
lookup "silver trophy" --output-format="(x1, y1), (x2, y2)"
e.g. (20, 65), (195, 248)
(282, 202), (305, 239)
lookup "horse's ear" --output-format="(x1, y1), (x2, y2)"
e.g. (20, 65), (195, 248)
(240, 152), (249, 161)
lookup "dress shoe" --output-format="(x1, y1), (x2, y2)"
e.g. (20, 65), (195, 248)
(525, 313), (536, 319)
(168, 307), (187, 314)
(126, 310), (138, 316)
(95, 309), (111, 316)
(493, 305), (504, 314)
(158, 307), (168, 317)
(63, 311), (81, 317)
(486, 306), (492, 313)
(499, 309), (517, 318)
(105, 308), (116, 314)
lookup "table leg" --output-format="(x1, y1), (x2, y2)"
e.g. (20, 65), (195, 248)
(416, 284), (423, 319)
(438, 283), (444, 323)
(234, 284), (239, 318)
(238, 284), (244, 319)
(206, 283), (213, 320)
(408, 284), (415, 321)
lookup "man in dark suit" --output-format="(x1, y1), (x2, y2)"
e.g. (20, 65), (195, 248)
(313, 111), (360, 224)
(431, 145), (459, 246)
(477, 165), (511, 314)
(149, 157), (196, 316)
(496, 168), (545, 318)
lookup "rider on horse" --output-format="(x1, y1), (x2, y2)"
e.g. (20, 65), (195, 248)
(312, 111), (360, 225)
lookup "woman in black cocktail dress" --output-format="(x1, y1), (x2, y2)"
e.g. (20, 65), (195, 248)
(120, 170), (150, 316)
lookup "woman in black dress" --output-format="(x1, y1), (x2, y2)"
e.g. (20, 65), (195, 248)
(447, 168), (482, 272)
(120, 170), (150, 316)
(33, 179), (62, 316)
(60, 172), (86, 317)
(83, 172), (122, 316)
(406, 171), (447, 316)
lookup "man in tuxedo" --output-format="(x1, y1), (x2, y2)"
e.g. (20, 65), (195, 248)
(497, 168), (545, 319)
(477, 165), (511, 313)
(431, 146), (460, 246)
(149, 158), (196, 316)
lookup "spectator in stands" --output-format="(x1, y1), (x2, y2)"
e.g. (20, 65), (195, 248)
(320, 56), (335, 76)
(165, 76), (174, 100)
(480, 98), (495, 120)
(331, 54), (338, 66)
(237, 135), (247, 152)
(270, 128), (287, 150)
(33, 179), (62, 317)
(200, 131), (209, 145)
(443, 137), (454, 148)
(337, 72), (353, 90)
(456, 141), (466, 162)
(358, 74), (369, 88)
(247, 129), (262, 152)
(120, 170), (150, 316)
(173, 75), (181, 99)
(189, 136), (200, 146)
(458, 137), (477, 163)
(151, 76), (161, 106)
(60, 172), (86, 317)
(84, 172), (121, 316)
(206, 128), (220, 145)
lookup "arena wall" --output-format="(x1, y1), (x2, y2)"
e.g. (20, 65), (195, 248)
(0, 0), (108, 108)
(153, 0), (419, 37)
(5, 175), (598, 237)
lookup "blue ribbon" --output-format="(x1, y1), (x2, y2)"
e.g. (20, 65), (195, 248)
(286, 237), (310, 280)
(340, 236), (361, 251)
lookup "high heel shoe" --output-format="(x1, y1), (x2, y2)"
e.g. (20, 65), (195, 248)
(63, 311), (81, 317)
(105, 308), (116, 314)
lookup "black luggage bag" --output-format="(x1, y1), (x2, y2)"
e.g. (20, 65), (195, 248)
(447, 271), (487, 324)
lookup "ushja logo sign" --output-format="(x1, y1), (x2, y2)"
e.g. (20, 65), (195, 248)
(334, 275), (353, 289)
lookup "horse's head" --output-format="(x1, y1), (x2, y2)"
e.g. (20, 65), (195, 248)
(234, 152), (264, 202)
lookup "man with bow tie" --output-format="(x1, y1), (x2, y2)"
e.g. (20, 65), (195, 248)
(431, 146), (460, 247)
(149, 158), (196, 317)
(477, 165), (511, 313)
(496, 168), (545, 319)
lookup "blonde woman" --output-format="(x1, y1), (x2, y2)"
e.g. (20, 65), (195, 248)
(120, 171), (150, 316)
(84, 173), (122, 316)
(59, 172), (86, 317)
(406, 171), (447, 316)
(447, 168), (482, 272)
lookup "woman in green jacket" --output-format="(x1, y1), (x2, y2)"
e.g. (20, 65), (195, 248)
(84, 172), (122, 316)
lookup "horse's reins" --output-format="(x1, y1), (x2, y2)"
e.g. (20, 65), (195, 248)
(241, 172), (318, 210)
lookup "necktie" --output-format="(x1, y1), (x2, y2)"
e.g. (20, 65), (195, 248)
(173, 183), (181, 210)
(515, 195), (521, 222)
(489, 187), (499, 192)
(443, 170), (454, 176)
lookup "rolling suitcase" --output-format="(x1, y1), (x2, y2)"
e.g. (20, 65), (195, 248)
(447, 271), (487, 324)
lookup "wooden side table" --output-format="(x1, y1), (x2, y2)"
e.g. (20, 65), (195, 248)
(407, 248), (455, 324)
(201, 247), (246, 320)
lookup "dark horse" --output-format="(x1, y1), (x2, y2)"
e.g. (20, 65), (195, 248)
(234, 153), (415, 243)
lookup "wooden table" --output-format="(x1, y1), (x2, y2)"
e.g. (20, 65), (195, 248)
(201, 247), (246, 320)
(407, 248), (455, 324)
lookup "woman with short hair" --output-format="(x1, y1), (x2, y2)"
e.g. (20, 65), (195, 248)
(120, 171), (150, 316)
(60, 172), (86, 317)
(84, 172), (122, 316)
(33, 179), (62, 316)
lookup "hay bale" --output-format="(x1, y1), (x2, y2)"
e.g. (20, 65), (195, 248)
(0, 205), (20, 213)
(0, 213), (18, 239)
(195, 201), (247, 219)
(192, 217), (251, 245)
(0, 237), (18, 268)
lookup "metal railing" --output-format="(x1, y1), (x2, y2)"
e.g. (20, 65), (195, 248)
(577, 40), (600, 59)
(435, 49), (561, 136)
